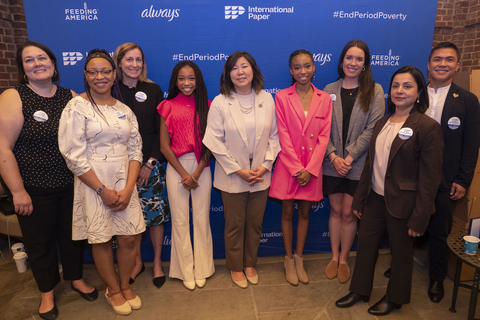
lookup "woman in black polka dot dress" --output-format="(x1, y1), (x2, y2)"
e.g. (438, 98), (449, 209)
(0, 41), (97, 320)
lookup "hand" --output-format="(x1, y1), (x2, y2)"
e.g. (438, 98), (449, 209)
(136, 165), (152, 188)
(353, 210), (362, 219)
(99, 188), (119, 208)
(250, 166), (267, 186)
(181, 174), (198, 191)
(408, 228), (422, 237)
(332, 157), (352, 177)
(112, 186), (134, 212)
(235, 169), (261, 186)
(450, 182), (466, 200)
(12, 190), (33, 216)
(294, 170), (312, 187)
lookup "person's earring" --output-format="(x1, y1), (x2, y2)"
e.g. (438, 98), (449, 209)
(312, 72), (316, 82)
(417, 96), (420, 103)
(24, 74), (28, 82)
(53, 70), (57, 77)
(362, 66), (366, 71)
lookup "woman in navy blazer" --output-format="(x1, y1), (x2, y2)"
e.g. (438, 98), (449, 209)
(322, 40), (384, 284)
(335, 66), (443, 316)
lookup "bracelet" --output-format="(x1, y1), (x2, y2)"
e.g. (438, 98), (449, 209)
(190, 174), (198, 183)
(330, 156), (339, 163)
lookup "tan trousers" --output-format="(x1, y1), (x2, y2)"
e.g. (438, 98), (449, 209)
(221, 189), (269, 272)
(167, 153), (214, 281)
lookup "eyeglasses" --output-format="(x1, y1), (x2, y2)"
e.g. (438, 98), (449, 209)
(86, 70), (113, 77)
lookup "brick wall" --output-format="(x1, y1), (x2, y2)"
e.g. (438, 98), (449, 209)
(0, 0), (478, 90)
(434, 0), (480, 72)
(0, 0), (28, 89)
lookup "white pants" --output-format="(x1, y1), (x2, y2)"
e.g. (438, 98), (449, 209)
(166, 153), (214, 281)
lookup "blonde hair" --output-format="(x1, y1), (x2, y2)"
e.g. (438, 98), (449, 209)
(113, 42), (152, 83)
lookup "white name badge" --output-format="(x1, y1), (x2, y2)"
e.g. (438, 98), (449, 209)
(398, 127), (413, 140)
(115, 111), (127, 120)
(448, 117), (460, 130)
(330, 94), (336, 102)
(135, 91), (147, 102)
(33, 110), (48, 122)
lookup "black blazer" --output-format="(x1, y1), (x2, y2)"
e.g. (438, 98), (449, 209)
(352, 111), (444, 234)
(119, 80), (166, 163)
(439, 82), (480, 191)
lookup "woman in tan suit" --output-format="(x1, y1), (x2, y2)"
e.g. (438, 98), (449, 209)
(203, 51), (280, 289)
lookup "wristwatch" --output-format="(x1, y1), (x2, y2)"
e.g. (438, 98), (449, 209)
(96, 185), (106, 195)
(147, 159), (157, 167)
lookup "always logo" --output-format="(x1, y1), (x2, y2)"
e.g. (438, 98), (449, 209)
(62, 52), (83, 66)
(225, 6), (245, 19)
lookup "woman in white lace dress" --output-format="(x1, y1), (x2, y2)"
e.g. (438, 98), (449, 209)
(59, 49), (145, 316)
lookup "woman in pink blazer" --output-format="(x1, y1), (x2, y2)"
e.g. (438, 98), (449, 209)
(269, 50), (332, 285)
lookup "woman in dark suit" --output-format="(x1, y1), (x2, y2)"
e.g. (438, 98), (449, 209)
(335, 66), (444, 316)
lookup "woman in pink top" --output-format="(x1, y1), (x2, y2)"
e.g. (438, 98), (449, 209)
(157, 61), (214, 291)
(269, 50), (332, 286)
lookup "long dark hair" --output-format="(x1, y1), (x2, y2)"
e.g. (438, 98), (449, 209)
(387, 66), (429, 114)
(337, 40), (375, 112)
(220, 51), (264, 98)
(84, 49), (122, 123)
(16, 41), (60, 84)
(166, 61), (211, 162)
(289, 49), (314, 85)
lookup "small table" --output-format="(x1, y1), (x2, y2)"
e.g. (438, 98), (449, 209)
(448, 230), (480, 320)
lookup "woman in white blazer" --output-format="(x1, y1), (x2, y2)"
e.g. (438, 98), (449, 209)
(203, 51), (280, 288)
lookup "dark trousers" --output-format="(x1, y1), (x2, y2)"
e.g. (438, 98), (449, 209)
(427, 190), (455, 281)
(350, 191), (415, 305)
(16, 187), (84, 292)
(221, 189), (268, 272)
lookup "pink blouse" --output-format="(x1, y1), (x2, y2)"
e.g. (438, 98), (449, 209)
(157, 93), (211, 166)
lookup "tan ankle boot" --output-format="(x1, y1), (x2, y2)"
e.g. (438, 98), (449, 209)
(294, 253), (309, 284)
(284, 255), (299, 286)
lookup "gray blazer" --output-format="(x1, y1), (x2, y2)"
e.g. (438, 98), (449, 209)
(322, 79), (385, 180)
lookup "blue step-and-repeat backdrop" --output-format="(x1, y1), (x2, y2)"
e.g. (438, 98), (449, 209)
(24, 0), (438, 262)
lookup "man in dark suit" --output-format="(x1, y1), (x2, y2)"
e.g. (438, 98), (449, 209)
(425, 42), (480, 303)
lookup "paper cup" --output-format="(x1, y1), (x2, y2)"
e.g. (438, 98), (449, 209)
(463, 235), (480, 255)
(13, 252), (28, 273)
(11, 243), (25, 254)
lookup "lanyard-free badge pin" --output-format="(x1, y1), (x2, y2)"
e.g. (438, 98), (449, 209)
(398, 127), (413, 140)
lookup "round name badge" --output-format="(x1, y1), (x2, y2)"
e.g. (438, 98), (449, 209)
(448, 117), (460, 130)
(135, 91), (147, 102)
(115, 111), (127, 120)
(33, 110), (48, 122)
(330, 94), (336, 102)
(398, 127), (413, 140)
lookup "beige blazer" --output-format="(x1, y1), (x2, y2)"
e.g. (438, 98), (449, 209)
(203, 90), (281, 193)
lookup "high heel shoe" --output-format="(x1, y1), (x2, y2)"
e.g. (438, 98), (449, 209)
(129, 263), (145, 284)
(105, 288), (132, 315)
(121, 287), (142, 310)
(284, 255), (298, 286)
(335, 292), (370, 308)
(367, 295), (401, 316)
(244, 268), (258, 285)
(231, 271), (248, 289)
(294, 253), (309, 284)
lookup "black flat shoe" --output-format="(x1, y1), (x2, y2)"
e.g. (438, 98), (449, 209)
(129, 263), (146, 285)
(383, 267), (391, 278)
(367, 295), (401, 316)
(153, 276), (166, 288)
(71, 283), (98, 301)
(428, 279), (444, 303)
(39, 301), (58, 320)
(335, 292), (370, 308)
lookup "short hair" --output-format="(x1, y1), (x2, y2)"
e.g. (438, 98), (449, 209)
(288, 49), (314, 85)
(113, 42), (152, 83)
(16, 41), (59, 84)
(337, 40), (375, 112)
(429, 42), (461, 62)
(387, 66), (429, 114)
(83, 49), (121, 123)
(220, 51), (264, 98)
